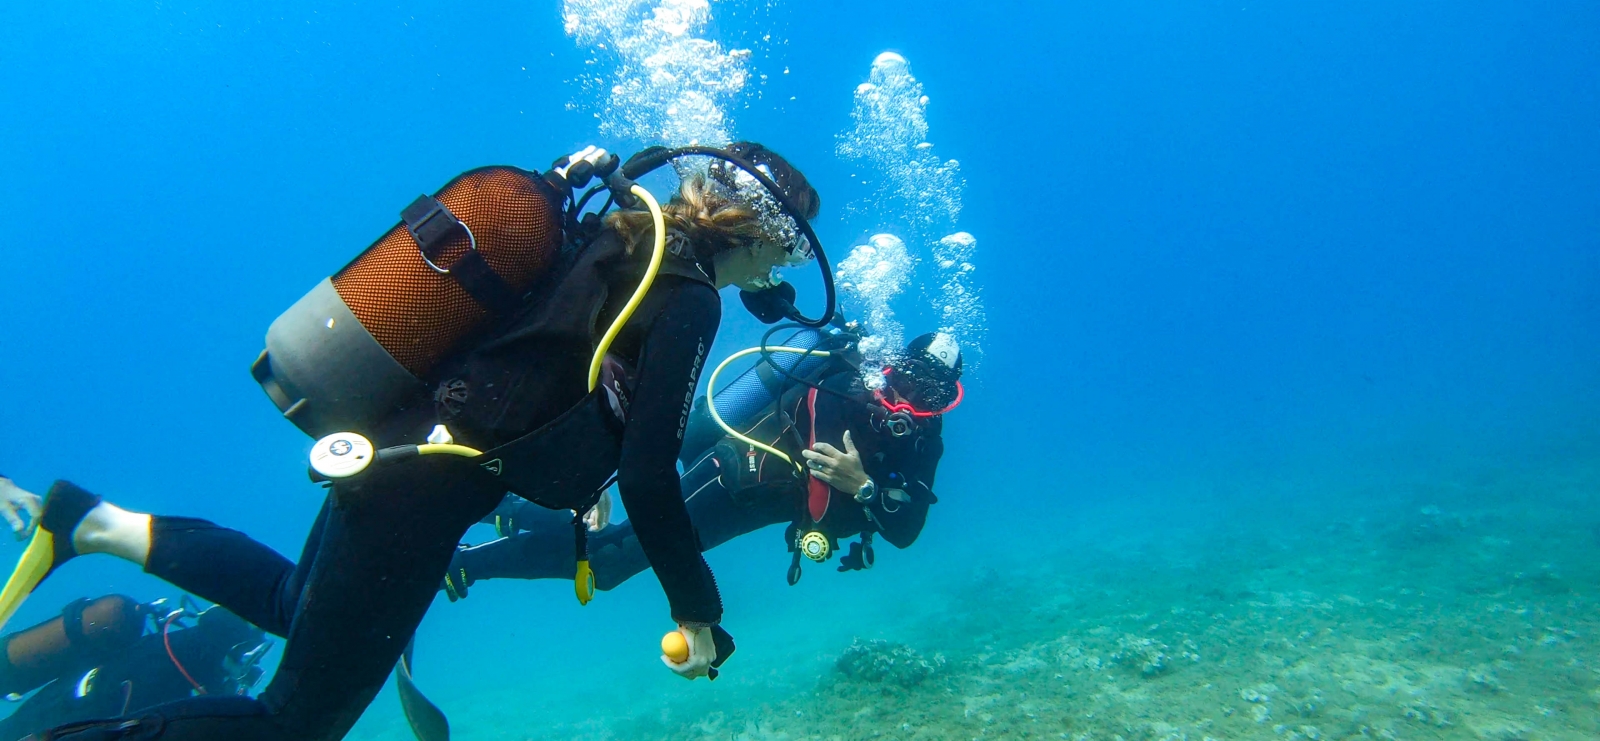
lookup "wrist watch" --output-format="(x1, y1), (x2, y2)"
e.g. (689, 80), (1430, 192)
(854, 478), (878, 504)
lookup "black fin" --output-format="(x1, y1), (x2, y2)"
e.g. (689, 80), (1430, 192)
(396, 638), (450, 741)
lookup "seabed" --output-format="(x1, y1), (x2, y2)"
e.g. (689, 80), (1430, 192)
(354, 453), (1600, 741)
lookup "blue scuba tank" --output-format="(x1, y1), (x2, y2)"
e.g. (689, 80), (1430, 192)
(679, 326), (838, 465)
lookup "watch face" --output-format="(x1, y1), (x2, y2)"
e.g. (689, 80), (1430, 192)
(856, 480), (876, 501)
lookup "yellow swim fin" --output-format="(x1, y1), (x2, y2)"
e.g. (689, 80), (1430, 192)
(0, 480), (104, 632)
(0, 527), (58, 631)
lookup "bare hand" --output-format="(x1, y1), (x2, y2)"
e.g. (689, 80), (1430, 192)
(801, 430), (869, 494)
(661, 623), (717, 680)
(0, 478), (42, 540)
(583, 489), (612, 533)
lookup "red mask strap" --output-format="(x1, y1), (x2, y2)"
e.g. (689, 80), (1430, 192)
(875, 380), (964, 417)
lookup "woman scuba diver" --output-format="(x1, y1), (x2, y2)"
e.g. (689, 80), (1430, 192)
(441, 330), (963, 600)
(0, 140), (826, 741)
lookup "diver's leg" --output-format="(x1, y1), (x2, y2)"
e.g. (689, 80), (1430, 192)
(591, 456), (787, 590)
(454, 456), (790, 592)
(0, 481), (310, 640)
(44, 457), (503, 741)
(250, 457), (501, 739)
(476, 494), (553, 533)
(451, 494), (577, 585)
(455, 455), (726, 590)
(140, 500), (329, 638)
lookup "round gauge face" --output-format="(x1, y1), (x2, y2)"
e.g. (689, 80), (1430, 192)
(310, 432), (375, 479)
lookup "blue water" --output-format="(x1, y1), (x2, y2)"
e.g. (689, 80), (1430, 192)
(2, 2), (1597, 739)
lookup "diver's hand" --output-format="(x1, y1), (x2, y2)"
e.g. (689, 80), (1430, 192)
(659, 624), (716, 681)
(582, 489), (613, 533)
(802, 430), (869, 494)
(0, 478), (42, 540)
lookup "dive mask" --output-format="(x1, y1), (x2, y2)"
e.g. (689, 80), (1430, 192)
(879, 361), (964, 417)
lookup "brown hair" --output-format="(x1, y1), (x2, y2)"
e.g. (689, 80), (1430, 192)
(606, 172), (772, 260)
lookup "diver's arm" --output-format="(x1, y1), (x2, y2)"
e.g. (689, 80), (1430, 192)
(615, 279), (724, 626)
(868, 435), (942, 549)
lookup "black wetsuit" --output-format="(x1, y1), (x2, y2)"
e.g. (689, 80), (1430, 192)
(453, 370), (943, 590)
(0, 597), (264, 740)
(45, 231), (726, 740)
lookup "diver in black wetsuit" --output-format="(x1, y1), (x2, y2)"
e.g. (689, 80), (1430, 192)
(0, 142), (824, 741)
(440, 331), (963, 597)
(0, 594), (268, 741)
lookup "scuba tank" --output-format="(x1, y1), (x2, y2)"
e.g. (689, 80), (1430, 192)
(679, 324), (854, 464)
(252, 166), (565, 438)
(0, 595), (142, 698)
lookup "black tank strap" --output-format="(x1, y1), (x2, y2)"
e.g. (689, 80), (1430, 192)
(58, 598), (91, 648)
(401, 195), (522, 315)
(446, 250), (522, 315)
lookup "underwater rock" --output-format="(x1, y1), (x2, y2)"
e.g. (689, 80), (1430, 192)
(834, 638), (947, 688)
(1109, 634), (1172, 677)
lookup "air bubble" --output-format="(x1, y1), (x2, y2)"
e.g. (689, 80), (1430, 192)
(562, 0), (752, 145)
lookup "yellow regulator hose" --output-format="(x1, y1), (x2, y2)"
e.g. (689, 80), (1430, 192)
(588, 184), (667, 392)
(413, 444), (483, 458)
(704, 346), (833, 470)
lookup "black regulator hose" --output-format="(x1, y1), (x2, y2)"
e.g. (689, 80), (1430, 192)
(622, 146), (837, 328)
(757, 323), (873, 411)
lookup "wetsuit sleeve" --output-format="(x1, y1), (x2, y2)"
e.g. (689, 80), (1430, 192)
(869, 435), (942, 549)
(615, 279), (724, 625)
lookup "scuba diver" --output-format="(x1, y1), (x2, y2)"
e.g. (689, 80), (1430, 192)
(440, 329), (962, 599)
(0, 141), (833, 740)
(0, 594), (269, 740)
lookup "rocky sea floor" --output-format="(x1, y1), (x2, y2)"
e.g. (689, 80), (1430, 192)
(353, 452), (1600, 741)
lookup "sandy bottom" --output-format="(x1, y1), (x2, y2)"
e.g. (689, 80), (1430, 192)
(351, 453), (1600, 741)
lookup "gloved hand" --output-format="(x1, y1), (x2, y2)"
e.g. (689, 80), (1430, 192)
(491, 503), (526, 538)
(661, 623), (736, 680)
(440, 547), (474, 602)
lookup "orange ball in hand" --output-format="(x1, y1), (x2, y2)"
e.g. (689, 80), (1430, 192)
(661, 630), (690, 663)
